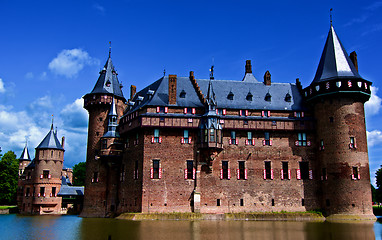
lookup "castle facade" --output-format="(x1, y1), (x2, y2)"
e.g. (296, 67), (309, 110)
(81, 24), (375, 220)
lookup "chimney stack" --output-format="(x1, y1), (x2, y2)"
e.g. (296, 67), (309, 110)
(61, 136), (65, 149)
(168, 75), (177, 105)
(264, 71), (271, 85)
(189, 71), (195, 81)
(245, 60), (252, 74)
(130, 85), (136, 100)
(349, 51), (358, 72)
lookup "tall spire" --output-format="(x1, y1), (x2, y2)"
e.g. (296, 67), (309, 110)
(103, 98), (120, 138)
(311, 24), (362, 84)
(87, 49), (125, 99)
(19, 141), (31, 161)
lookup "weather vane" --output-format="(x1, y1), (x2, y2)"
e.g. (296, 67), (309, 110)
(210, 57), (215, 79)
(330, 8), (333, 25)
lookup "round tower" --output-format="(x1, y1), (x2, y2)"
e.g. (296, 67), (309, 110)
(33, 124), (65, 214)
(82, 51), (126, 217)
(305, 24), (375, 220)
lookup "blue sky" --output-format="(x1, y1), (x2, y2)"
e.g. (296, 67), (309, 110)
(0, 0), (381, 184)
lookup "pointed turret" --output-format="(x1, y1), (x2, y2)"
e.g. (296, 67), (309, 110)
(89, 55), (125, 99)
(205, 80), (217, 114)
(312, 25), (362, 83)
(305, 24), (371, 103)
(36, 124), (64, 150)
(19, 143), (31, 161)
(18, 142), (31, 176)
(200, 79), (222, 149)
(103, 98), (120, 138)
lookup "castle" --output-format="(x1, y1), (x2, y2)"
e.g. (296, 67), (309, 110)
(81, 23), (375, 220)
(17, 125), (84, 215)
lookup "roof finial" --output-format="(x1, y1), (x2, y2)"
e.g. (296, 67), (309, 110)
(330, 8), (333, 25)
(51, 114), (54, 130)
(163, 67), (166, 76)
(109, 41), (112, 58)
(209, 65), (214, 79)
(210, 57), (215, 79)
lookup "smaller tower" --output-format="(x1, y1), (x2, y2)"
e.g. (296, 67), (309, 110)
(200, 78), (223, 152)
(100, 98), (123, 158)
(32, 123), (65, 214)
(18, 142), (31, 176)
(18, 123), (65, 215)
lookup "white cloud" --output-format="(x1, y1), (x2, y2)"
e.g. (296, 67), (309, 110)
(365, 1), (382, 11)
(48, 48), (99, 78)
(93, 3), (105, 14)
(0, 96), (89, 167)
(365, 86), (382, 117)
(0, 78), (5, 93)
(40, 71), (47, 80)
(60, 98), (88, 129)
(25, 72), (34, 79)
(367, 130), (382, 147)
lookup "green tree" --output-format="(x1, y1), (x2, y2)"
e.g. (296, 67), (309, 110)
(0, 151), (18, 205)
(73, 162), (86, 186)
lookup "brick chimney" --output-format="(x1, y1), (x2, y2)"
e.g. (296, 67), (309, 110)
(168, 74), (177, 105)
(245, 60), (252, 74)
(264, 71), (271, 85)
(350, 51), (358, 72)
(61, 136), (65, 149)
(130, 85), (136, 100)
(189, 71), (195, 81)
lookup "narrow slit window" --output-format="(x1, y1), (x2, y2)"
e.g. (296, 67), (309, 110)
(222, 161), (229, 179)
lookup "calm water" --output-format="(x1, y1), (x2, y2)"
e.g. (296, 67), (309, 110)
(0, 214), (381, 240)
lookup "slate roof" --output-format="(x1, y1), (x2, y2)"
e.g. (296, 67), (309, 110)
(26, 159), (35, 169)
(58, 177), (84, 196)
(19, 144), (31, 161)
(126, 75), (306, 114)
(36, 125), (64, 150)
(312, 24), (362, 84)
(89, 56), (125, 99)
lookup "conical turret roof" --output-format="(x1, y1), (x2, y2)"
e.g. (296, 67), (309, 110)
(312, 24), (362, 84)
(89, 55), (125, 99)
(36, 124), (64, 150)
(19, 144), (31, 161)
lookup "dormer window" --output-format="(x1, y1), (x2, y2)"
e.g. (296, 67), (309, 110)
(285, 93), (291, 102)
(265, 93), (271, 102)
(136, 96), (144, 104)
(246, 92), (253, 101)
(105, 80), (111, 87)
(227, 91), (234, 100)
(179, 90), (186, 98)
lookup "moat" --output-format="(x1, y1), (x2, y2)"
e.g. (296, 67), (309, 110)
(1, 214), (381, 240)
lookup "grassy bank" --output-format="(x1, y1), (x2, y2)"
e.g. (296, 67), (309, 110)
(117, 211), (325, 221)
(0, 206), (17, 210)
(0, 206), (18, 214)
